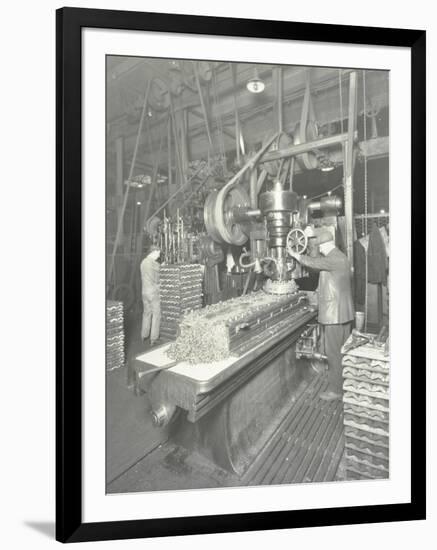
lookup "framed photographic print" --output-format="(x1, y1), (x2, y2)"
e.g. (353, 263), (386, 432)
(56, 6), (426, 543)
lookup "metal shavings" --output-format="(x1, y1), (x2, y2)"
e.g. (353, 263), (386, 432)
(166, 290), (303, 364)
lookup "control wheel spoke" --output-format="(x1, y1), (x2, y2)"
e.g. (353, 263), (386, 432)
(286, 228), (308, 255)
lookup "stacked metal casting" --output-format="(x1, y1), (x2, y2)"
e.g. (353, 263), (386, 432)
(160, 264), (203, 341)
(106, 300), (125, 371)
(341, 335), (390, 480)
(167, 290), (309, 364)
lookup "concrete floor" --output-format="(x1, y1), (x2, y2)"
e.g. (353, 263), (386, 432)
(106, 307), (169, 484)
(106, 366), (169, 484)
(108, 441), (236, 493)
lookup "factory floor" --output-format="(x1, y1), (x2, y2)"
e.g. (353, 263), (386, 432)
(106, 308), (170, 484)
(108, 437), (347, 494)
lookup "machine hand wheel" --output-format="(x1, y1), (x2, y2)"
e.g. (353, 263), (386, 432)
(286, 228), (308, 255)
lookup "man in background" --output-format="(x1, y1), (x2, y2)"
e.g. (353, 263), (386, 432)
(289, 229), (354, 400)
(140, 245), (161, 346)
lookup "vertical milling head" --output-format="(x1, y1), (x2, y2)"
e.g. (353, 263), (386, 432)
(259, 181), (298, 249)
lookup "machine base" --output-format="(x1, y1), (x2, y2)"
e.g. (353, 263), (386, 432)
(107, 371), (344, 493)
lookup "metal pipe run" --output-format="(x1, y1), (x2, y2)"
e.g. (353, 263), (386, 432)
(259, 132), (356, 164)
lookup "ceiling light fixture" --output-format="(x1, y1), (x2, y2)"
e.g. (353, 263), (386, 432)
(246, 68), (265, 94)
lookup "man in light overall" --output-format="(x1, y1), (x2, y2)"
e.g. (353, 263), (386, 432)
(140, 245), (161, 346)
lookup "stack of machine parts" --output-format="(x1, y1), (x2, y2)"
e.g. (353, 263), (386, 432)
(341, 331), (390, 480)
(159, 264), (203, 341)
(106, 300), (125, 371)
(167, 290), (310, 364)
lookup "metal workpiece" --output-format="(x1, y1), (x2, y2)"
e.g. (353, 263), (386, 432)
(166, 290), (311, 364)
(263, 278), (298, 295)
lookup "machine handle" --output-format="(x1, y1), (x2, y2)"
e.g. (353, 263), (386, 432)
(286, 228), (308, 255)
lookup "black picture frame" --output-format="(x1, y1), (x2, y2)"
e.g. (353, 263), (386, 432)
(56, 6), (426, 543)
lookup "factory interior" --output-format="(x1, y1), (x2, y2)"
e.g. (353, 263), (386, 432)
(105, 58), (390, 493)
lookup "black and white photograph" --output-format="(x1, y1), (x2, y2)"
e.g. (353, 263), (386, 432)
(0, 0), (432, 546)
(105, 57), (391, 494)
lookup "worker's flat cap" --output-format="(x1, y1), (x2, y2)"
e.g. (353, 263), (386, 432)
(315, 228), (334, 244)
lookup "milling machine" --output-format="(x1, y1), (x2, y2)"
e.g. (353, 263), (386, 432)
(134, 141), (344, 481)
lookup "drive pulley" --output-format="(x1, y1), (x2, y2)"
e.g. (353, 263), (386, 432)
(204, 185), (251, 246)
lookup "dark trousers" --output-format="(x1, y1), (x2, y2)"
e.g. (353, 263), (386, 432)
(322, 323), (352, 393)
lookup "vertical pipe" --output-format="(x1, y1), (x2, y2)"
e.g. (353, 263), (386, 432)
(256, 169), (268, 195)
(344, 71), (357, 264)
(231, 63), (241, 166)
(193, 63), (213, 150)
(142, 127), (166, 247)
(250, 166), (258, 209)
(115, 136), (124, 253)
(276, 67), (283, 134)
(288, 156), (295, 191)
(169, 99), (186, 192)
(181, 108), (189, 174)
